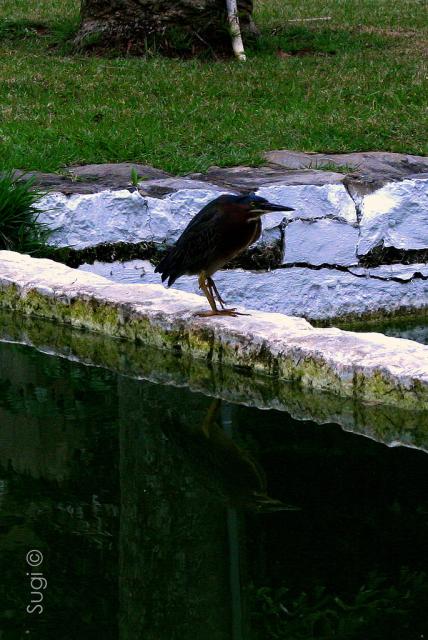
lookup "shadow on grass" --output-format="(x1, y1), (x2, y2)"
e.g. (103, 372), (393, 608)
(248, 25), (392, 57)
(0, 16), (79, 51)
(0, 18), (47, 40)
(1, 16), (392, 61)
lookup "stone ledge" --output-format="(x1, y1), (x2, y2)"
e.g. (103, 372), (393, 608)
(13, 163), (171, 195)
(35, 180), (356, 257)
(0, 251), (427, 410)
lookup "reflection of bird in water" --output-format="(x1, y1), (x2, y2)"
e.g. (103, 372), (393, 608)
(155, 193), (293, 317)
(165, 398), (298, 513)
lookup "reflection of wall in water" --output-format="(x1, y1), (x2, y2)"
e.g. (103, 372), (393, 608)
(118, 378), (244, 640)
(0, 343), (117, 482)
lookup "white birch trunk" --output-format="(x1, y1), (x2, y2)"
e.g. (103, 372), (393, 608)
(225, 0), (246, 61)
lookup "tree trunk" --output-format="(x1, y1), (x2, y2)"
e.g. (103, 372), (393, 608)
(75, 0), (257, 56)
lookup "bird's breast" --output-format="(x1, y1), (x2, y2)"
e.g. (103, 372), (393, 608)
(205, 215), (261, 276)
(230, 216), (262, 250)
(220, 216), (261, 260)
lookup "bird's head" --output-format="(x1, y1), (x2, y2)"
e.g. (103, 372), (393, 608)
(223, 193), (294, 219)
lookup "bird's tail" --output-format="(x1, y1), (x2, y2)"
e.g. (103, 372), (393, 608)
(154, 249), (180, 286)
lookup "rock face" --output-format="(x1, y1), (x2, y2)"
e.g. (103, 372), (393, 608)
(34, 163), (428, 265)
(190, 165), (346, 189)
(283, 219), (359, 266)
(257, 182), (357, 223)
(358, 177), (428, 255)
(24, 155), (428, 321)
(14, 163), (171, 194)
(37, 187), (227, 248)
(1, 250), (428, 410)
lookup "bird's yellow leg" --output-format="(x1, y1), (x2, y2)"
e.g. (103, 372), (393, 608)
(195, 273), (249, 317)
(197, 272), (218, 312)
(207, 277), (226, 309)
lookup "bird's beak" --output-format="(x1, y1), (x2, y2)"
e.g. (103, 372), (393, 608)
(260, 201), (294, 213)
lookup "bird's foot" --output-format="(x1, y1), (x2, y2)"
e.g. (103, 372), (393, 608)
(195, 308), (250, 318)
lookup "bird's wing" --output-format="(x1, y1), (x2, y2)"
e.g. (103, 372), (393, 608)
(182, 196), (226, 231)
(170, 216), (222, 272)
(155, 205), (224, 284)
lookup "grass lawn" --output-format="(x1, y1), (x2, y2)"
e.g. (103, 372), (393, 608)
(0, 0), (426, 174)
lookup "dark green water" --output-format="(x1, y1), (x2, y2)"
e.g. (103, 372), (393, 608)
(0, 340), (427, 640)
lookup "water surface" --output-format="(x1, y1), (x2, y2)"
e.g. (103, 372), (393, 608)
(0, 338), (427, 640)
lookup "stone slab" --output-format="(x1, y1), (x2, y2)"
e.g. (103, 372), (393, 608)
(68, 162), (170, 183)
(137, 177), (228, 198)
(79, 259), (428, 322)
(36, 188), (226, 248)
(36, 187), (283, 252)
(12, 152), (428, 202)
(10, 157), (428, 278)
(1, 250), (428, 409)
(13, 163), (171, 195)
(349, 263), (428, 281)
(256, 182), (357, 223)
(190, 165), (346, 191)
(35, 179), (359, 266)
(283, 219), (359, 266)
(266, 150), (428, 180)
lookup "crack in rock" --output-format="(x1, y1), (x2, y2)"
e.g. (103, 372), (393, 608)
(280, 261), (428, 283)
(283, 213), (359, 227)
(343, 179), (365, 225)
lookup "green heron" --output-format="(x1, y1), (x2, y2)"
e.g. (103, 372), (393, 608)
(155, 193), (294, 316)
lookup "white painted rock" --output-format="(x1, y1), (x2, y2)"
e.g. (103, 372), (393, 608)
(141, 188), (237, 245)
(79, 260), (428, 322)
(36, 188), (229, 249)
(283, 219), (359, 266)
(35, 178), (428, 268)
(36, 188), (280, 249)
(173, 266), (428, 320)
(36, 190), (157, 248)
(256, 183), (357, 223)
(358, 177), (428, 255)
(80, 259), (150, 283)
